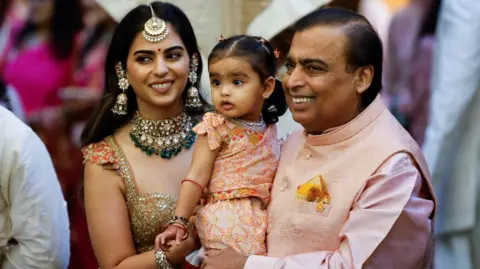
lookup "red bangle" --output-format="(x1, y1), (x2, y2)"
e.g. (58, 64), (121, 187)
(171, 223), (187, 233)
(181, 179), (204, 192)
(170, 223), (189, 240)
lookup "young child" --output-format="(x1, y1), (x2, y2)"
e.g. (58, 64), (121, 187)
(155, 35), (287, 257)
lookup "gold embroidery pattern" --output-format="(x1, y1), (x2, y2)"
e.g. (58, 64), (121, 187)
(83, 137), (177, 253)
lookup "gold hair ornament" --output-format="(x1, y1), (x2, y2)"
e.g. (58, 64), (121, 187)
(142, 5), (169, 43)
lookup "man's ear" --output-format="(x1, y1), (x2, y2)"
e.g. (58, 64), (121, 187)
(355, 65), (374, 95)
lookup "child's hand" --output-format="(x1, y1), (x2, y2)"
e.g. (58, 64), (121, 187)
(155, 225), (186, 250)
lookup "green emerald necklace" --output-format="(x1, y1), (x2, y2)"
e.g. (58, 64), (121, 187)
(129, 111), (196, 158)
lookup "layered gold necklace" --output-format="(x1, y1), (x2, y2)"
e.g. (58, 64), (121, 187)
(129, 111), (197, 158)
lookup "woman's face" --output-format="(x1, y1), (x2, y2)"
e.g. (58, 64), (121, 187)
(28, 0), (55, 26)
(126, 23), (190, 118)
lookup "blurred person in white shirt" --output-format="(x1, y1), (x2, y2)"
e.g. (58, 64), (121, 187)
(0, 105), (70, 269)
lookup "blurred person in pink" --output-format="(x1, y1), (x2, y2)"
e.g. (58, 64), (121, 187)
(65, 0), (116, 104)
(63, 2), (116, 269)
(0, 0), (13, 56)
(0, 0), (83, 119)
(0, 0), (25, 120)
(202, 8), (436, 269)
(44, 0), (116, 199)
(383, 0), (441, 146)
(422, 0), (480, 268)
(0, 0), (28, 57)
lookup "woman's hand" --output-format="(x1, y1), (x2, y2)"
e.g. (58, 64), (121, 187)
(202, 247), (248, 269)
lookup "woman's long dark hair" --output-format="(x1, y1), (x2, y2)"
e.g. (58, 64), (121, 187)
(208, 35), (287, 125)
(81, 1), (207, 147)
(13, 0), (83, 60)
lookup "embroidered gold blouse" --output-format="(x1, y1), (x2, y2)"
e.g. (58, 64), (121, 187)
(82, 136), (177, 253)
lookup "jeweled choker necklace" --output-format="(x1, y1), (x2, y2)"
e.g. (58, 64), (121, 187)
(129, 111), (197, 158)
(227, 116), (267, 132)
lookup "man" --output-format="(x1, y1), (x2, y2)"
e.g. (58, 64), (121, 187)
(0, 106), (70, 268)
(202, 8), (435, 269)
(422, 0), (480, 268)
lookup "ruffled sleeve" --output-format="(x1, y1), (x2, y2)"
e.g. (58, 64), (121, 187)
(192, 112), (235, 150)
(81, 139), (119, 170)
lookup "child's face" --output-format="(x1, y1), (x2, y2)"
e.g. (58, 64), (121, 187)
(209, 57), (273, 121)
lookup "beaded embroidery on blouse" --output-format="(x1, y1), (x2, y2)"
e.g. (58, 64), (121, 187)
(82, 136), (177, 253)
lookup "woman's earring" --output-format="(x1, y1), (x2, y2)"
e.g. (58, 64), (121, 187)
(111, 62), (129, 116)
(185, 53), (202, 112)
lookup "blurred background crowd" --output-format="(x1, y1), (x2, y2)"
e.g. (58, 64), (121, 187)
(0, 0), (468, 268)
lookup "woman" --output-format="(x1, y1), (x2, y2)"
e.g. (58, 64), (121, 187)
(0, 1), (25, 120)
(73, 0), (116, 93)
(0, 0), (82, 118)
(81, 2), (208, 268)
(0, 0), (12, 56)
(47, 0), (117, 201)
(61, 2), (116, 268)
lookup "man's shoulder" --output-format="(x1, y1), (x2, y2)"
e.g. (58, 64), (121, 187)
(0, 106), (43, 159)
(1, 106), (34, 140)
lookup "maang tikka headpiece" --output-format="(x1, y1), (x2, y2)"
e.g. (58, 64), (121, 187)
(142, 5), (169, 43)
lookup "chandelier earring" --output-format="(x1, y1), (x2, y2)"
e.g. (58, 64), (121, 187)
(111, 62), (129, 116)
(185, 53), (202, 112)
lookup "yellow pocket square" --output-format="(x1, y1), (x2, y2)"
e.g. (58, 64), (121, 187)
(296, 174), (331, 212)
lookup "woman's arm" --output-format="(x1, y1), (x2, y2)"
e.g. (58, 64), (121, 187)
(84, 161), (195, 269)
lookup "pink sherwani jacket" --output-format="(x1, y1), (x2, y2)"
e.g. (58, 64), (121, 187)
(245, 96), (436, 269)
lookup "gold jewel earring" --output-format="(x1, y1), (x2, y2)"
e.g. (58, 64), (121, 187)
(185, 53), (202, 112)
(111, 62), (129, 116)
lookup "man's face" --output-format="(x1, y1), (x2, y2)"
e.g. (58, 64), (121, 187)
(283, 24), (368, 134)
